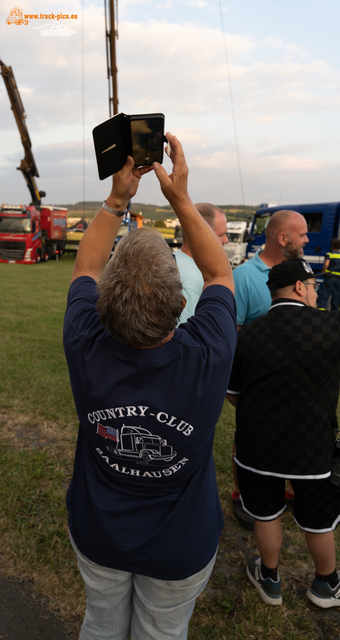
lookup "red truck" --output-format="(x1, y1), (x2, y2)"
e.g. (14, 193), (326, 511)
(0, 204), (67, 264)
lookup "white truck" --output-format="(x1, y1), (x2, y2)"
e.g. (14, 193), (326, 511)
(225, 221), (250, 268)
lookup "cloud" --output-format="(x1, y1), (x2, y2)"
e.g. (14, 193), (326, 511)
(115, 21), (340, 127)
(1, 3), (340, 206)
(183, 0), (209, 7)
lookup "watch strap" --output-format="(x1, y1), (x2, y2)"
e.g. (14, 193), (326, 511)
(101, 200), (128, 217)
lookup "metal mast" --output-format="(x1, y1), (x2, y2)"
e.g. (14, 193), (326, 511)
(104, 0), (119, 116)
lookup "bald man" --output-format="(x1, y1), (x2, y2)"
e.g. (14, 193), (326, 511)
(233, 210), (309, 329)
(175, 203), (228, 324)
(231, 210), (309, 528)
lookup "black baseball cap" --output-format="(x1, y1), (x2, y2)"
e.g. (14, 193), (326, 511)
(267, 258), (316, 292)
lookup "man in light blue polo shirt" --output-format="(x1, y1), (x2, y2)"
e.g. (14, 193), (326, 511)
(231, 209), (309, 528)
(233, 250), (271, 327)
(176, 203), (229, 324)
(233, 210), (309, 329)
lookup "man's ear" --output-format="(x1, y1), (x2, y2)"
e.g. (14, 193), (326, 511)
(278, 232), (288, 248)
(294, 280), (304, 297)
(182, 297), (187, 310)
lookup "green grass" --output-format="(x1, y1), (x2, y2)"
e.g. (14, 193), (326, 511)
(0, 255), (77, 421)
(0, 258), (339, 639)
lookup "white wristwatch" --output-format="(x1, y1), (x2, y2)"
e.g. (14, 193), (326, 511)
(101, 200), (128, 217)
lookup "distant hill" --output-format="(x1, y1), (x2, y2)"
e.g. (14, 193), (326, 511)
(57, 201), (258, 222)
(56, 202), (175, 221)
(218, 205), (257, 222)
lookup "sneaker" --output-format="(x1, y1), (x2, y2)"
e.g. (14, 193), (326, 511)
(232, 497), (255, 530)
(247, 556), (282, 606)
(306, 572), (340, 608)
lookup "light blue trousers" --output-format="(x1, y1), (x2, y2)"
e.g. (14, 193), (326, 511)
(70, 534), (217, 640)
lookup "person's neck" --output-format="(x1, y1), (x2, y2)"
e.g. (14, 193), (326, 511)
(133, 330), (175, 349)
(258, 245), (284, 268)
(271, 293), (309, 307)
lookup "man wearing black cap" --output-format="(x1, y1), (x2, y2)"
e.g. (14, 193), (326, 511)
(227, 258), (340, 609)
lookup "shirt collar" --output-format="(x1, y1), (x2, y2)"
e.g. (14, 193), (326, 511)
(254, 249), (271, 272)
(269, 298), (307, 311)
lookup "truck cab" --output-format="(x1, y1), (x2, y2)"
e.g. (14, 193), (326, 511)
(225, 221), (250, 268)
(0, 205), (41, 263)
(108, 426), (177, 463)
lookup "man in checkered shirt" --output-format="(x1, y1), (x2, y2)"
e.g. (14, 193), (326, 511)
(227, 258), (340, 609)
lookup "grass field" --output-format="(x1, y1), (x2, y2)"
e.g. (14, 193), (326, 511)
(0, 256), (339, 639)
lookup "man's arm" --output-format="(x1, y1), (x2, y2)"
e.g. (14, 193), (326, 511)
(321, 257), (330, 274)
(153, 134), (234, 294)
(71, 157), (152, 283)
(226, 393), (239, 408)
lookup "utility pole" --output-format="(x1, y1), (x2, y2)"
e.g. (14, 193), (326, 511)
(105, 0), (119, 116)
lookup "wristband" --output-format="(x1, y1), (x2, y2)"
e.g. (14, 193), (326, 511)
(101, 200), (128, 217)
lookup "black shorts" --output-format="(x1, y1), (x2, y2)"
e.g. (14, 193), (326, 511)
(237, 464), (340, 533)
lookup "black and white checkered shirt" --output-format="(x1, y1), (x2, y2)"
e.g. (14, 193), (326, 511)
(228, 299), (340, 479)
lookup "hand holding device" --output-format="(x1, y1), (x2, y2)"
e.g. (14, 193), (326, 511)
(93, 112), (167, 180)
(153, 133), (190, 209)
(107, 156), (153, 212)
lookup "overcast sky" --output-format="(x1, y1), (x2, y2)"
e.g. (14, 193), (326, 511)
(0, 0), (339, 207)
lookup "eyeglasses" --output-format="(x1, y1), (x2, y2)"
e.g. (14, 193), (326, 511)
(304, 282), (320, 292)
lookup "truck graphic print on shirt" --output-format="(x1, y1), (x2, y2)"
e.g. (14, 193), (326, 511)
(96, 424), (177, 464)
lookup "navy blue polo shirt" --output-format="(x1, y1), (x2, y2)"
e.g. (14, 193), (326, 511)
(64, 277), (237, 579)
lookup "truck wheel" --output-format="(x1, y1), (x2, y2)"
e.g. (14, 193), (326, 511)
(141, 452), (151, 462)
(43, 250), (49, 262)
(35, 250), (41, 263)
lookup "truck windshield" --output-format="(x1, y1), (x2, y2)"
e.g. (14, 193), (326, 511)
(253, 215), (270, 236)
(227, 233), (242, 244)
(0, 217), (31, 233)
(303, 212), (323, 233)
(143, 437), (160, 445)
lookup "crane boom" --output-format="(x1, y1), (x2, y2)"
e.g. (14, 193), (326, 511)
(0, 59), (45, 205)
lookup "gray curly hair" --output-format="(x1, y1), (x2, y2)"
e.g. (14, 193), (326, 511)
(96, 227), (184, 347)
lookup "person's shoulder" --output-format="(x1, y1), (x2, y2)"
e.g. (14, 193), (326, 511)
(238, 312), (264, 336)
(302, 305), (340, 324)
(199, 283), (235, 301)
(177, 285), (237, 350)
(291, 306), (340, 352)
(176, 250), (202, 292)
(175, 249), (193, 264)
(233, 257), (255, 281)
(191, 284), (236, 328)
(275, 302), (340, 333)
(64, 276), (99, 336)
(68, 275), (97, 296)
